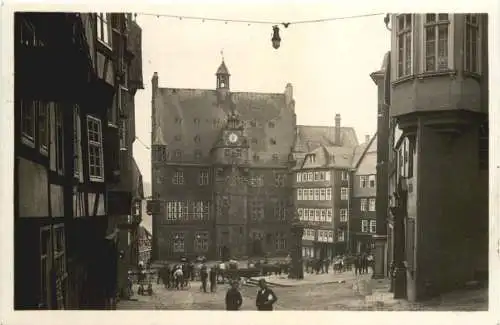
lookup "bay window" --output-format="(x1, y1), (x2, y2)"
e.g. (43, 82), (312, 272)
(396, 14), (413, 77)
(423, 13), (452, 72)
(464, 14), (480, 74)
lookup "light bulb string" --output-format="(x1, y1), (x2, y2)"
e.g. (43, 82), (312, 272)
(135, 12), (385, 27)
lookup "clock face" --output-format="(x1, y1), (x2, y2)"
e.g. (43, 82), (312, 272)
(228, 133), (239, 144)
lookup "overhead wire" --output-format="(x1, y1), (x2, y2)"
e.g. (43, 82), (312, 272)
(135, 12), (385, 27)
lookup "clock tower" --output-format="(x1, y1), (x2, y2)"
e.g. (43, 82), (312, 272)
(211, 109), (251, 260)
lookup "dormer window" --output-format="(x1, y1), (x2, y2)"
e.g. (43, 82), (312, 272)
(268, 121), (275, 128)
(310, 155), (316, 163)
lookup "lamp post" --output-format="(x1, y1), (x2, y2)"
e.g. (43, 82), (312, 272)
(288, 209), (304, 279)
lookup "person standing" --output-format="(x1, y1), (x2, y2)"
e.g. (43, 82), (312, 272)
(200, 264), (208, 293)
(225, 281), (243, 310)
(255, 279), (277, 311)
(209, 266), (217, 292)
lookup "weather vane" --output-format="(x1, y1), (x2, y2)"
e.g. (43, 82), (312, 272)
(221, 49), (224, 62)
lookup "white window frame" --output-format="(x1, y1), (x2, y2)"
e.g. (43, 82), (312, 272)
(96, 13), (111, 48)
(359, 175), (368, 188)
(326, 209), (333, 222)
(369, 198), (376, 211)
(325, 171), (331, 181)
(38, 101), (49, 155)
(370, 220), (377, 233)
(173, 171), (184, 185)
(395, 14), (414, 78)
(337, 230), (345, 242)
(298, 208), (303, 220)
(369, 175), (376, 188)
(86, 116), (104, 181)
(326, 188), (332, 201)
(194, 231), (209, 252)
(361, 198), (367, 211)
(362, 220), (369, 232)
(314, 188), (320, 201)
(320, 209), (326, 222)
(341, 171), (348, 181)
(328, 231), (334, 243)
(464, 14), (481, 75)
(173, 232), (185, 253)
(308, 209), (314, 221)
(21, 99), (36, 147)
(340, 208), (348, 222)
(199, 170), (209, 185)
(340, 187), (349, 201)
(297, 188), (303, 200)
(314, 209), (320, 222)
(319, 188), (326, 200)
(296, 173), (302, 183)
(308, 172), (313, 182)
(421, 13), (454, 73)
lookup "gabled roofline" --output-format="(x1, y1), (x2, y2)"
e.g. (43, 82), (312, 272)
(354, 133), (377, 169)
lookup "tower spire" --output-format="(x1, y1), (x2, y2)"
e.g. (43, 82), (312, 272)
(221, 48), (224, 62)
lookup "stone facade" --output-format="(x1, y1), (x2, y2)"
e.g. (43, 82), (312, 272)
(150, 60), (360, 261)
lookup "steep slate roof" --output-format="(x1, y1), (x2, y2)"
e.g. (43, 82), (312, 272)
(295, 125), (358, 152)
(153, 85), (296, 166)
(355, 133), (377, 175)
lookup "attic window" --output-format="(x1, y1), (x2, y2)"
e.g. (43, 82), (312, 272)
(174, 150), (182, 160)
(253, 153), (260, 161)
(174, 134), (182, 141)
(194, 135), (200, 143)
(268, 121), (275, 128)
(252, 138), (258, 144)
(272, 153), (279, 161)
(270, 138), (276, 145)
(310, 155), (316, 163)
(175, 117), (182, 124)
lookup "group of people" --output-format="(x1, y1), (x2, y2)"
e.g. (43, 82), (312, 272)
(157, 262), (222, 292)
(304, 253), (375, 275)
(225, 279), (278, 311)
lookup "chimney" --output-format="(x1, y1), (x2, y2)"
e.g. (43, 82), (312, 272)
(365, 134), (370, 143)
(335, 114), (341, 145)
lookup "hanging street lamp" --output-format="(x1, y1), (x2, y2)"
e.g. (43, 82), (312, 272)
(271, 25), (281, 49)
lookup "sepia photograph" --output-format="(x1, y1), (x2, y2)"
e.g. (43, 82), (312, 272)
(6, 2), (493, 316)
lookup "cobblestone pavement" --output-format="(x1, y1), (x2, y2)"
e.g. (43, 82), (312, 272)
(117, 274), (487, 311)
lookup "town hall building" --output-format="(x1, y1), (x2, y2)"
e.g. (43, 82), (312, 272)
(150, 59), (359, 261)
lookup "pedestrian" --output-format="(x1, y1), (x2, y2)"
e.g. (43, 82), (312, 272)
(200, 264), (208, 293)
(174, 266), (183, 290)
(209, 266), (217, 292)
(255, 279), (278, 311)
(324, 258), (330, 274)
(354, 255), (362, 275)
(225, 280), (243, 311)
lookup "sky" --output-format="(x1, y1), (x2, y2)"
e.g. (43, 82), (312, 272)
(132, 4), (391, 187)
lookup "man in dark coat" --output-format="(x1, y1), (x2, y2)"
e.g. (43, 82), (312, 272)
(209, 267), (217, 292)
(255, 279), (278, 311)
(225, 281), (243, 310)
(200, 264), (208, 293)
